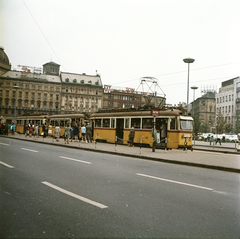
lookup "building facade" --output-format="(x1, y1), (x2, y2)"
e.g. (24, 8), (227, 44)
(103, 85), (166, 109)
(216, 77), (240, 128)
(61, 72), (103, 113)
(192, 91), (216, 132)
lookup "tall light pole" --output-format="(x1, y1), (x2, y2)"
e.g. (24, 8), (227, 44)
(13, 85), (19, 125)
(183, 58), (195, 112)
(191, 86), (198, 116)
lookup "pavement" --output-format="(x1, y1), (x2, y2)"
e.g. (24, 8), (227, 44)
(1, 134), (240, 173)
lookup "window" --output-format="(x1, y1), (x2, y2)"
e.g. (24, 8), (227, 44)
(66, 87), (68, 92)
(125, 118), (130, 128)
(6, 91), (9, 97)
(103, 118), (110, 128)
(131, 118), (141, 129)
(73, 79), (77, 83)
(170, 118), (176, 130)
(180, 120), (193, 130)
(56, 95), (59, 100)
(31, 93), (35, 99)
(25, 92), (28, 98)
(43, 102), (47, 109)
(95, 119), (102, 127)
(226, 96), (228, 102)
(229, 105), (231, 113)
(229, 95), (231, 101)
(65, 78), (69, 82)
(19, 92), (22, 98)
(142, 118), (153, 129)
(38, 93), (41, 99)
(44, 94), (47, 100)
(111, 118), (115, 128)
(12, 91), (16, 97)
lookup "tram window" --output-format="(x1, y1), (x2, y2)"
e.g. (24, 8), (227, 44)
(95, 119), (102, 127)
(125, 118), (130, 128)
(180, 120), (193, 130)
(103, 118), (110, 128)
(170, 118), (176, 129)
(111, 118), (115, 128)
(131, 118), (141, 129)
(60, 120), (64, 126)
(142, 118), (153, 129)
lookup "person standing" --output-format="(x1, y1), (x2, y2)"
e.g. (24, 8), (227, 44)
(81, 124), (87, 143)
(128, 127), (135, 147)
(35, 124), (39, 138)
(73, 123), (79, 141)
(24, 123), (29, 137)
(48, 123), (53, 138)
(64, 123), (72, 144)
(86, 123), (92, 143)
(55, 123), (60, 142)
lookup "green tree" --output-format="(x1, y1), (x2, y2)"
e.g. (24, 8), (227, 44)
(192, 112), (201, 139)
(215, 111), (226, 134)
(234, 115), (240, 134)
(224, 123), (233, 133)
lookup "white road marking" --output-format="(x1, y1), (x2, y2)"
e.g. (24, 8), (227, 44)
(136, 173), (213, 191)
(42, 181), (108, 209)
(21, 148), (39, 153)
(0, 143), (9, 146)
(0, 161), (14, 168)
(59, 156), (92, 164)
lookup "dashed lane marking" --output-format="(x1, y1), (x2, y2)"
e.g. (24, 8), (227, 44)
(21, 148), (39, 153)
(0, 161), (14, 168)
(42, 181), (108, 209)
(59, 156), (92, 164)
(136, 173), (213, 191)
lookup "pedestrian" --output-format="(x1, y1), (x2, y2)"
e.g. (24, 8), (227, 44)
(215, 134), (221, 145)
(42, 123), (47, 138)
(70, 123), (74, 142)
(64, 123), (72, 144)
(73, 123), (79, 141)
(86, 123), (92, 143)
(210, 135), (213, 145)
(48, 123), (53, 138)
(11, 122), (16, 135)
(29, 124), (34, 137)
(128, 127), (135, 147)
(24, 123), (29, 137)
(55, 123), (60, 142)
(81, 124), (87, 143)
(35, 124), (39, 138)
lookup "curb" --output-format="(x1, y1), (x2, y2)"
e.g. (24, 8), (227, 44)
(2, 136), (240, 174)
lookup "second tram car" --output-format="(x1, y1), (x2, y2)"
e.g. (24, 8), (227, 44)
(90, 107), (193, 150)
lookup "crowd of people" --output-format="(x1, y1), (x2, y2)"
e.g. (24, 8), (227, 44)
(0, 120), (93, 144)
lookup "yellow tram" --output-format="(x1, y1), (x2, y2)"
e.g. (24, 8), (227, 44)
(90, 107), (193, 150)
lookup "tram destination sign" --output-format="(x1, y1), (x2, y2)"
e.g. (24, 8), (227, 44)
(152, 110), (159, 116)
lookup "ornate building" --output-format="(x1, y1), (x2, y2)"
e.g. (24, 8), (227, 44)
(0, 47), (11, 76)
(60, 72), (103, 113)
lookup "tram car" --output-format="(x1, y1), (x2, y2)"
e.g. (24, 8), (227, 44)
(15, 115), (48, 134)
(48, 113), (86, 136)
(90, 107), (193, 150)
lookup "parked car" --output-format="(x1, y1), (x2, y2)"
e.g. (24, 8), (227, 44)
(227, 135), (239, 143)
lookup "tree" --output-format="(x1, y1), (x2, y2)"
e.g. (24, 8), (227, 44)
(224, 123), (233, 133)
(234, 115), (240, 134)
(192, 112), (201, 138)
(215, 111), (226, 134)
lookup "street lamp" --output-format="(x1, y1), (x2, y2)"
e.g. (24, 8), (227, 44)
(183, 58), (195, 112)
(191, 86), (198, 116)
(13, 85), (19, 125)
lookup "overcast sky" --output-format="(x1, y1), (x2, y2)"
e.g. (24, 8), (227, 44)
(1, 0), (239, 105)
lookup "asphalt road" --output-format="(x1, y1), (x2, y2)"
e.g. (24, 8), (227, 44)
(0, 138), (239, 238)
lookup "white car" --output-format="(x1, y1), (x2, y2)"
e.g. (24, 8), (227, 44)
(227, 135), (239, 143)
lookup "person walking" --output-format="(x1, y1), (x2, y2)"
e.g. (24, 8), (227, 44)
(55, 123), (60, 142)
(81, 124), (87, 143)
(86, 123), (92, 143)
(24, 123), (29, 137)
(70, 123), (74, 142)
(215, 134), (222, 145)
(29, 124), (34, 137)
(128, 127), (135, 147)
(11, 123), (16, 135)
(64, 123), (72, 144)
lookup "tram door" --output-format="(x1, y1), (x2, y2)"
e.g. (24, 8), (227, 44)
(155, 118), (168, 146)
(116, 118), (124, 143)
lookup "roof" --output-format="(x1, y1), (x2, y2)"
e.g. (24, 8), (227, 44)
(0, 70), (61, 83)
(61, 72), (102, 86)
(43, 61), (60, 66)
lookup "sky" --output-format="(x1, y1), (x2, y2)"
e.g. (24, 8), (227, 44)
(0, 0), (239, 105)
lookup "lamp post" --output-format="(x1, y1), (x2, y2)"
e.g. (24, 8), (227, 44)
(13, 85), (20, 125)
(191, 86), (198, 116)
(183, 58), (195, 112)
(191, 86), (198, 147)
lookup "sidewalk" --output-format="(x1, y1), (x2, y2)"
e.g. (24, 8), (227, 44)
(2, 134), (240, 173)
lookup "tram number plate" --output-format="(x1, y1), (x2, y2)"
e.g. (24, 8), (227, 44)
(183, 134), (191, 138)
